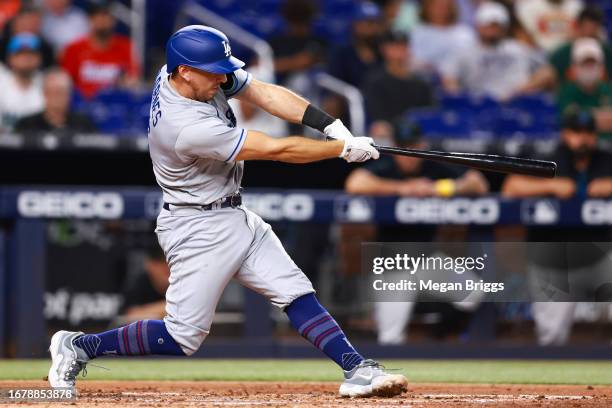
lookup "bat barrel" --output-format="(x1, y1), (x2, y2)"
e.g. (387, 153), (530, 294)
(374, 145), (557, 178)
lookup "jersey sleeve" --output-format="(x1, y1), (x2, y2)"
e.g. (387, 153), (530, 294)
(221, 68), (252, 99)
(175, 117), (247, 162)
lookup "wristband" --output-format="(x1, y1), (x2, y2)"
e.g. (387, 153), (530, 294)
(302, 104), (335, 132)
(434, 179), (456, 197)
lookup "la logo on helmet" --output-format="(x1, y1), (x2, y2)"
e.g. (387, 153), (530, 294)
(222, 40), (231, 57)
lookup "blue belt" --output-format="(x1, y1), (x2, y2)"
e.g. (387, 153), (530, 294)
(163, 193), (242, 211)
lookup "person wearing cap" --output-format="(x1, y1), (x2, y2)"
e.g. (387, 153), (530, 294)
(324, 1), (384, 121)
(0, 32), (44, 132)
(60, 3), (139, 98)
(441, 1), (539, 100)
(361, 30), (434, 144)
(502, 107), (612, 345)
(328, 1), (383, 88)
(516, 5), (611, 95)
(0, 6), (55, 69)
(268, 0), (327, 86)
(556, 38), (612, 138)
(345, 118), (488, 344)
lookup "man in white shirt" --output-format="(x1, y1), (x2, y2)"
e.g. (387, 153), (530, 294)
(0, 33), (44, 132)
(441, 2), (538, 100)
(41, 0), (89, 53)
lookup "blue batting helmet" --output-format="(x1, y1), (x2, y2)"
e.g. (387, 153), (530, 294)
(166, 25), (245, 74)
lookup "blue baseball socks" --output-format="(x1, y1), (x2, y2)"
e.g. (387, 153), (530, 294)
(285, 293), (364, 372)
(72, 319), (185, 359)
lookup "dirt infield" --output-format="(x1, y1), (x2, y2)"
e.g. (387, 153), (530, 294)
(1, 380), (611, 407)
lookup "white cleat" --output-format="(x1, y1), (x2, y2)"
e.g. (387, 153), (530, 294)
(339, 359), (408, 398)
(48, 330), (88, 391)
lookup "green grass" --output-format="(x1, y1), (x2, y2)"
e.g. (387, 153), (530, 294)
(1, 359), (611, 385)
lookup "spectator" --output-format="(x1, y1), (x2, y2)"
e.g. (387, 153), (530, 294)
(269, 0), (326, 86)
(15, 69), (96, 135)
(328, 1), (383, 88)
(0, 6), (55, 69)
(0, 0), (20, 32)
(41, 0), (89, 53)
(345, 119), (488, 344)
(362, 30), (434, 143)
(502, 108), (612, 345)
(515, 0), (583, 52)
(556, 38), (612, 137)
(61, 3), (139, 99)
(441, 2), (538, 100)
(0, 33), (44, 132)
(325, 1), (383, 121)
(410, 0), (476, 75)
(518, 6), (611, 94)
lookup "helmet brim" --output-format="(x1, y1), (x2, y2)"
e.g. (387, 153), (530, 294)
(196, 55), (245, 74)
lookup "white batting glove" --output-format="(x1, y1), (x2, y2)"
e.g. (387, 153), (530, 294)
(324, 119), (354, 141)
(339, 136), (380, 163)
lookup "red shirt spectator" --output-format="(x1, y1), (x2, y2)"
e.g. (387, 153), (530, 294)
(61, 35), (138, 98)
(60, 4), (139, 98)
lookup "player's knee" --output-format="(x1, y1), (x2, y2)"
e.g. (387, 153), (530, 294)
(164, 317), (209, 356)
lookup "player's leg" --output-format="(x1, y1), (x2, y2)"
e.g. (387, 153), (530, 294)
(234, 208), (407, 397)
(49, 209), (251, 388)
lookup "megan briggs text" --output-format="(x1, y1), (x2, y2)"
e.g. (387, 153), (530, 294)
(373, 279), (505, 293)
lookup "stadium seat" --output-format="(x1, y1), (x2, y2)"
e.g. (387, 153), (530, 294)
(408, 109), (472, 139)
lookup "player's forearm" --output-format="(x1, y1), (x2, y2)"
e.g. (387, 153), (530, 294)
(236, 132), (344, 163)
(267, 137), (344, 163)
(241, 79), (309, 123)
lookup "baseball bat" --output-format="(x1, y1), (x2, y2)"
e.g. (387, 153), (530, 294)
(373, 145), (557, 178)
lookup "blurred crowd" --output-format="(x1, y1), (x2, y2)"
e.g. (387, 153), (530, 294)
(0, 0), (139, 134)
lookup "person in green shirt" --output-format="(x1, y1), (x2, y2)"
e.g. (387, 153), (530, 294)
(517, 5), (610, 93)
(557, 38), (612, 139)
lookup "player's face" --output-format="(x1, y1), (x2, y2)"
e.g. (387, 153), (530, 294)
(187, 68), (227, 102)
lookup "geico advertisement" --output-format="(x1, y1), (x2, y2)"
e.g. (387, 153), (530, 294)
(17, 191), (124, 219)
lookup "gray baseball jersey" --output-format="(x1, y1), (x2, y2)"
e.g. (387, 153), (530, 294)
(147, 66), (314, 355)
(148, 65), (251, 205)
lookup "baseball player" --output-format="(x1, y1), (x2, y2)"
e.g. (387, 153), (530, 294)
(48, 26), (408, 398)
